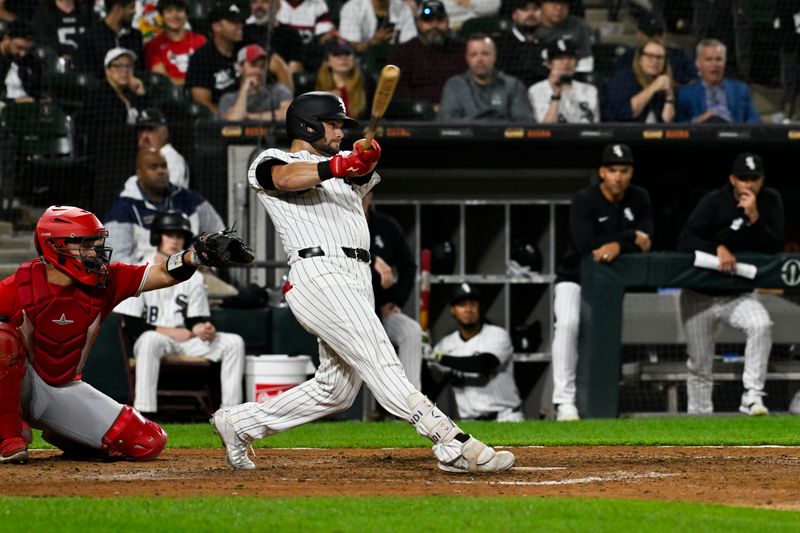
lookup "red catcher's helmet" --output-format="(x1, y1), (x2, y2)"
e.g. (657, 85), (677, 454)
(34, 206), (112, 288)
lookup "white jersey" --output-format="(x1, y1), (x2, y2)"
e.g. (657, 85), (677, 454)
(433, 324), (521, 419)
(247, 148), (380, 254)
(528, 79), (599, 124)
(277, 0), (334, 44)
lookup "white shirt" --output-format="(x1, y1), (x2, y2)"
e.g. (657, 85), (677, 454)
(4, 63), (27, 100)
(247, 148), (380, 254)
(528, 79), (599, 124)
(441, 0), (500, 31)
(338, 0), (417, 45)
(161, 143), (190, 189)
(432, 324), (521, 419)
(277, 0), (335, 44)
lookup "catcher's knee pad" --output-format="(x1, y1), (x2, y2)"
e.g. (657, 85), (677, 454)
(0, 322), (27, 441)
(102, 406), (168, 461)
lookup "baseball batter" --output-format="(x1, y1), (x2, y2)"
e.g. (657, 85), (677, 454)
(552, 144), (653, 421)
(0, 205), (236, 464)
(427, 283), (523, 421)
(677, 152), (783, 416)
(115, 211), (245, 415)
(212, 91), (515, 474)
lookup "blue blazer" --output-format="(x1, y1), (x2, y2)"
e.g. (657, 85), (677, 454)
(676, 79), (760, 123)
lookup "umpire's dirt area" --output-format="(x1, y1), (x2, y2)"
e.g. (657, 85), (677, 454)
(3, 447), (800, 510)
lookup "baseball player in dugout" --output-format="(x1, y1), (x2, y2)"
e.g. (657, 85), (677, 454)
(115, 211), (245, 417)
(677, 153), (784, 416)
(363, 190), (425, 390)
(552, 143), (653, 421)
(426, 283), (524, 422)
(212, 91), (515, 474)
(0, 205), (252, 464)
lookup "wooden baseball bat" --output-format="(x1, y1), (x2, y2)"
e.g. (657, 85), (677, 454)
(363, 64), (400, 150)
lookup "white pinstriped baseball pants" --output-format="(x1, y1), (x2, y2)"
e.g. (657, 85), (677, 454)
(133, 330), (245, 413)
(679, 289), (772, 414)
(383, 311), (423, 390)
(551, 281), (582, 406)
(227, 255), (417, 441)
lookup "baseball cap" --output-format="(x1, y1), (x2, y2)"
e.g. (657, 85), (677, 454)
(450, 283), (481, 306)
(7, 19), (33, 40)
(638, 11), (667, 37)
(104, 47), (137, 68)
(545, 37), (577, 61)
(237, 44), (268, 64)
(600, 143), (634, 166)
(209, 3), (244, 24)
(509, 0), (541, 10)
(136, 108), (168, 129)
(324, 37), (355, 56)
(731, 152), (765, 178)
(418, 0), (447, 20)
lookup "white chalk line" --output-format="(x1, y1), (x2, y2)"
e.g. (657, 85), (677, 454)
(452, 471), (678, 486)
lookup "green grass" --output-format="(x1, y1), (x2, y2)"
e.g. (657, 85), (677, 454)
(30, 415), (800, 450)
(0, 497), (798, 532)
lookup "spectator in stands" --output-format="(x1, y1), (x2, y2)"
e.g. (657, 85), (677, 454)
(496, 0), (548, 88)
(775, 0), (800, 120)
(104, 148), (225, 265)
(528, 37), (598, 123)
(184, 4), (244, 115)
(615, 11), (696, 86)
(0, 1), (13, 21)
(313, 38), (368, 119)
(602, 39), (675, 123)
(276, 0), (336, 47)
(77, 0), (144, 79)
(136, 107), (189, 188)
(144, 0), (206, 86)
(81, 47), (146, 128)
(219, 44), (293, 121)
(425, 283), (524, 422)
(677, 153), (783, 416)
(0, 19), (45, 103)
(387, 0), (465, 106)
(0, 0), (35, 22)
(244, 0), (308, 74)
(534, 0), (593, 74)
(115, 210), (245, 417)
(676, 39), (760, 124)
(32, 0), (94, 61)
(339, 0), (417, 53)
(440, 0), (500, 33)
(438, 33), (531, 122)
(551, 144), (653, 421)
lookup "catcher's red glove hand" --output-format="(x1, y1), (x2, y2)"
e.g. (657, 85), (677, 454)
(353, 138), (381, 164)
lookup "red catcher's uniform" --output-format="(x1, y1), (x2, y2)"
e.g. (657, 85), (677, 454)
(0, 260), (149, 383)
(144, 31), (207, 81)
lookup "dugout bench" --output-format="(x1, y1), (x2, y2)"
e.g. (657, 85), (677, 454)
(577, 252), (800, 418)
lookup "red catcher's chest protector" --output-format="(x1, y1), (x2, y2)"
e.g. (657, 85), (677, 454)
(16, 260), (104, 386)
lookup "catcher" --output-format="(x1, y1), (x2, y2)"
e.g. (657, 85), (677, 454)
(0, 205), (253, 464)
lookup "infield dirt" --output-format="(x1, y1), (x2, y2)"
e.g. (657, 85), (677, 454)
(3, 447), (799, 510)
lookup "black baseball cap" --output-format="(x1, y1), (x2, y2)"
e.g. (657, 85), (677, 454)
(324, 37), (355, 56)
(731, 152), (765, 178)
(638, 11), (667, 37)
(545, 37), (577, 60)
(600, 143), (634, 166)
(137, 108), (168, 129)
(209, 3), (244, 24)
(7, 19), (33, 40)
(418, 0), (447, 20)
(450, 283), (481, 306)
(510, 0), (541, 10)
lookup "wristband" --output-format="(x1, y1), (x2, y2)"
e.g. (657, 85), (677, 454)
(551, 95), (561, 101)
(665, 99), (675, 104)
(166, 250), (198, 281)
(317, 160), (335, 181)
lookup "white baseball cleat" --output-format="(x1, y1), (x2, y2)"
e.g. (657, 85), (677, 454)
(437, 436), (515, 474)
(739, 390), (769, 416)
(556, 403), (580, 421)
(211, 409), (256, 470)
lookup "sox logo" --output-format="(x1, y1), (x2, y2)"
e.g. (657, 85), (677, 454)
(745, 156), (756, 171)
(781, 259), (800, 286)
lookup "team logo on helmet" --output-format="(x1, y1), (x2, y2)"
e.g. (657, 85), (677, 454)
(613, 145), (623, 158)
(745, 156), (755, 170)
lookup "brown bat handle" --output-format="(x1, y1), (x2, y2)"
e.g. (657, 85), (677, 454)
(363, 116), (381, 150)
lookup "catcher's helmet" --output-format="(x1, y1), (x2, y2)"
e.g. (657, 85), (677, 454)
(285, 91), (358, 142)
(35, 205), (112, 288)
(511, 240), (543, 272)
(150, 210), (193, 247)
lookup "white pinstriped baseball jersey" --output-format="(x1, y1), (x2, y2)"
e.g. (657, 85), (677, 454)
(432, 324), (521, 419)
(247, 148), (380, 254)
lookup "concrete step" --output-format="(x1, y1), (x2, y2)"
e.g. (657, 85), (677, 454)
(0, 263), (17, 279)
(0, 250), (32, 264)
(0, 221), (11, 237)
(0, 236), (33, 251)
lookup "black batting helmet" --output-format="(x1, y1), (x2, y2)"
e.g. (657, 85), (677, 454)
(150, 210), (193, 246)
(285, 91), (358, 142)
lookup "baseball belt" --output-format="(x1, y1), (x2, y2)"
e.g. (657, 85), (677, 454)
(298, 246), (371, 264)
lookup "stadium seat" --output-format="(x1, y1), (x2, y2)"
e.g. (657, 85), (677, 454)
(458, 16), (510, 40)
(47, 71), (98, 114)
(140, 70), (185, 105)
(33, 44), (69, 75)
(385, 99), (437, 121)
(188, 0), (213, 35)
(292, 71), (316, 96)
(161, 100), (214, 122)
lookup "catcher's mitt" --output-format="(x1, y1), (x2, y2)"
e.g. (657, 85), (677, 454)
(193, 228), (255, 267)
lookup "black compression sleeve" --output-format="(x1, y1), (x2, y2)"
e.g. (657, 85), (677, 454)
(256, 159), (287, 189)
(185, 316), (212, 329)
(438, 353), (501, 374)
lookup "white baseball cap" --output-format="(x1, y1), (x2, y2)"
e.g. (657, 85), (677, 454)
(104, 47), (137, 69)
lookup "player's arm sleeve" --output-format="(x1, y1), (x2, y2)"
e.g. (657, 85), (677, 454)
(438, 353), (501, 374)
(619, 188), (654, 254)
(249, 149), (291, 192)
(676, 195), (718, 254)
(727, 190), (784, 253)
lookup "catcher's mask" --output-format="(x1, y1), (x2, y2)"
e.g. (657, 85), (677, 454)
(285, 91), (358, 142)
(35, 205), (112, 288)
(150, 210), (193, 247)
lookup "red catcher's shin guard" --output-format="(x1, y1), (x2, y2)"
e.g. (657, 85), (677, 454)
(102, 406), (168, 461)
(0, 323), (26, 443)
